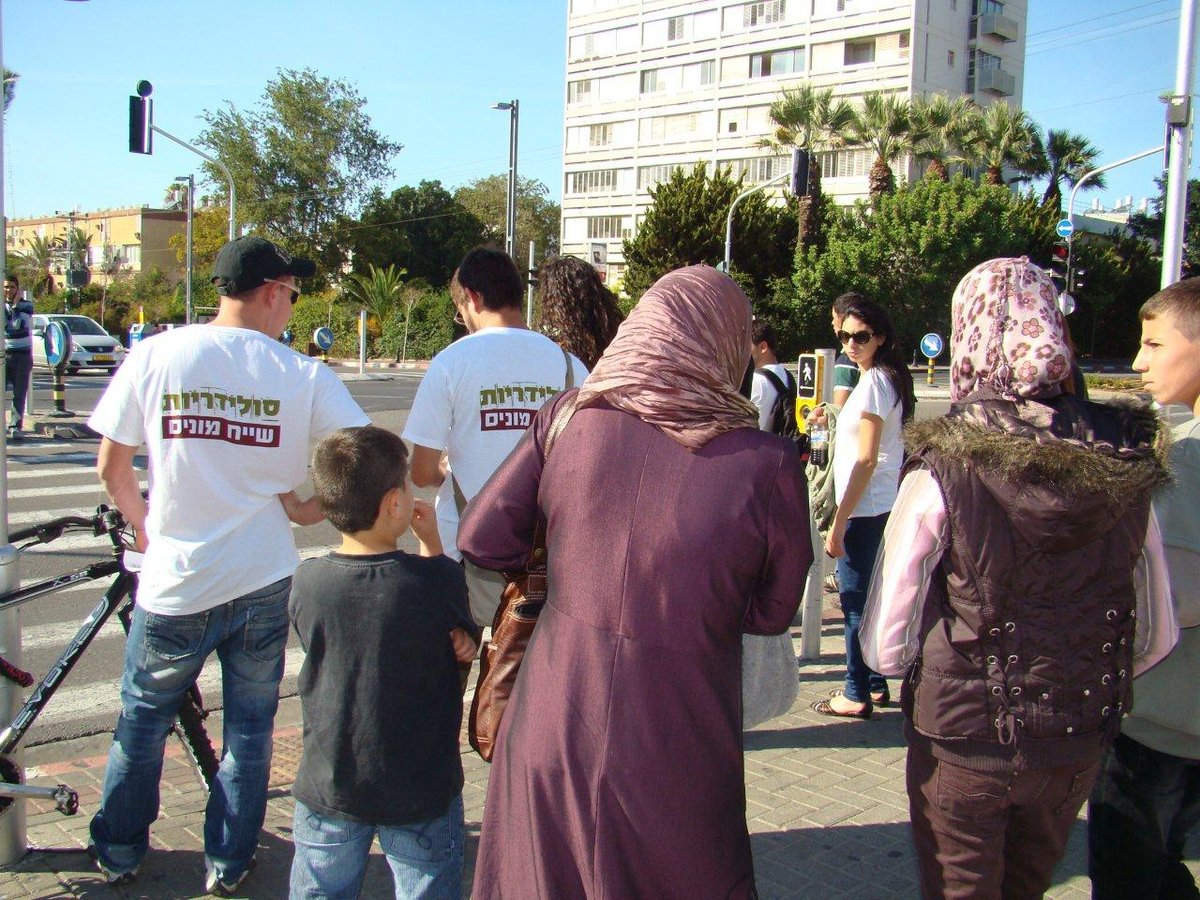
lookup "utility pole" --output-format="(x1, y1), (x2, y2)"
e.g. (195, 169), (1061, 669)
(175, 175), (195, 324)
(1162, 0), (1198, 287)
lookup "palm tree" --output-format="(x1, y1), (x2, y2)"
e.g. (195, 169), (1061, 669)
(962, 101), (1039, 186)
(850, 91), (914, 199)
(1028, 128), (1105, 212)
(16, 234), (59, 296)
(343, 263), (408, 358)
(3, 68), (18, 113)
(762, 84), (855, 249)
(910, 94), (975, 181)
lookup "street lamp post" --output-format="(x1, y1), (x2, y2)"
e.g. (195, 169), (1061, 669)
(175, 175), (195, 324)
(492, 100), (519, 260)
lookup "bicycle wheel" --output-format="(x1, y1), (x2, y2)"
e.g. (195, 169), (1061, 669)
(175, 691), (220, 792)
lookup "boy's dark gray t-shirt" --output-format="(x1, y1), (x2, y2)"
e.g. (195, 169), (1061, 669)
(289, 549), (472, 826)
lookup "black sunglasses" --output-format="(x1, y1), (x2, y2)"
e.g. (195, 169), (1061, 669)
(265, 278), (300, 305)
(837, 329), (875, 346)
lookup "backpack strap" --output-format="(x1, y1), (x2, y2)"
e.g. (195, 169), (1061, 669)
(759, 367), (794, 397)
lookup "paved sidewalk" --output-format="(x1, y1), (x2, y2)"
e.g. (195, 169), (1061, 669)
(4, 611), (1197, 898)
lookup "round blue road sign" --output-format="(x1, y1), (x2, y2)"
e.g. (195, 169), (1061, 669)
(313, 327), (335, 351)
(44, 320), (72, 369)
(1056, 218), (1074, 239)
(920, 332), (944, 360)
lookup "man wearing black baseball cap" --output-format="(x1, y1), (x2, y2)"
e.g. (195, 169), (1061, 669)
(86, 235), (368, 894)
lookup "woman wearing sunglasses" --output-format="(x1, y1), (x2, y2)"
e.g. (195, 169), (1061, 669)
(813, 294), (915, 719)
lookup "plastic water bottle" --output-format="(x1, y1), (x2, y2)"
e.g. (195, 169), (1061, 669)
(809, 424), (828, 468)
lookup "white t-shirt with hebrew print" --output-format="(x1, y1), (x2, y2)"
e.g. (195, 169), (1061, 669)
(88, 325), (368, 615)
(402, 327), (587, 559)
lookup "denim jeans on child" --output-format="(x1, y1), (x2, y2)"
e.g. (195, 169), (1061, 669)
(89, 577), (291, 882)
(837, 511), (890, 703)
(289, 795), (465, 900)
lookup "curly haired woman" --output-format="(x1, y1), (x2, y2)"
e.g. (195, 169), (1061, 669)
(535, 255), (624, 370)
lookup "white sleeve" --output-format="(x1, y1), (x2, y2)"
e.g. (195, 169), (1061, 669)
(309, 365), (369, 443)
(87, 347), (146, 447)
(858, 369), (898, 419)
(401, 359), (453, 451)
(749, 372), (774, 431)
(1133, 509), (1180, 676)
(568, 354), (589, 389)
(860, 468), (947, 676)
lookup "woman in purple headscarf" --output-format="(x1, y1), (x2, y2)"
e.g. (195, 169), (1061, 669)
(458, 265), (813, 899)
(859, 257), (1177, 899)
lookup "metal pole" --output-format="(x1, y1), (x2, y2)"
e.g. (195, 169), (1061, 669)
(358, 309), (367, 375)
(151, 125), (236, 240)
(1163, 0), (1198, 287)
(799, 515), (824, 660)
(182, 176), (194, 324)
(526, 240), (536, 325)
(0, 1), (27, 867)
(724, 171), (789, 271)
(507, 101), (519, 259)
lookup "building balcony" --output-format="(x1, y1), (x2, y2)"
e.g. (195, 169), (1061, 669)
(978, 12), (1020, 42)
(975, 66), (1015, 96)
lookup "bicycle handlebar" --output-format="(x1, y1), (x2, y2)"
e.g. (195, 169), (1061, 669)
(7, 507), (128, 550)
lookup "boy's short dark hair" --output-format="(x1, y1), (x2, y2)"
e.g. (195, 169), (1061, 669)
(1141, 277), (1200, 340)
(751, 321), (778, 351)
(455, 246), (524, 311)
(312, 426), (409, 534)
(4, 274), (18, 288)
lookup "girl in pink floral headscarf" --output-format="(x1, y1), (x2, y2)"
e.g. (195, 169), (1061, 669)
(858, 256), (1177, 899)
(950, 257), (1074, 401)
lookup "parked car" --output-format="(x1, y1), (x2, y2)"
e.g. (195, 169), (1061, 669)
(31, 314), (126, 373)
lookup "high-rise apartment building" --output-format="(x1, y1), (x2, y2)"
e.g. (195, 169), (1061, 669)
(561, 0), (1027, 283)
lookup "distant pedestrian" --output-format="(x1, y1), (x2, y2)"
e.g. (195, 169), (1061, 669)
(534, 254), (623, 371)
(86, 236), (368, 894)
(861, 257), (1178, 900)
(811, 294), (914, 719)
(1088, 276), (1200, 900)
(749, 320), (797, 435)
(459, 265), (813, 898)
(288, 426), (476, 900)
(4, 274), (34, 432)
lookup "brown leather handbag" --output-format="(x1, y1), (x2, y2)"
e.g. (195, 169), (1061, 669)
(468, 395), (578, 761)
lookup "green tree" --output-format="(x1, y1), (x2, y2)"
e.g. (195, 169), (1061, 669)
(763, 83), (855, 252)
(790, 175), (1058, 353)
(621, 163), (797, 301)
(3, 68), (18, 112)
(910, 94), (974, 182)
(1128, 176), (1200, 279)
(962, 101), (1039, 186)
(345, 181), (488, 286)
(850, 91), (913, 198)
(453, 175), (560, 274)
(1027, 128), (1105, 212)
(196, 68), (403, 286)
(15, 233), (58, 296)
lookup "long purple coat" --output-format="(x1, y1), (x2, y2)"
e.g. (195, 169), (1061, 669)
(459, 392), (813, 899)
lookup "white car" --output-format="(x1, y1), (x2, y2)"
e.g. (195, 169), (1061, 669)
(31, 314), (126, 373)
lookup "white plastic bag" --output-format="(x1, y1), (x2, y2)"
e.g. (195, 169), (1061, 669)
(742, 631), (798, 729)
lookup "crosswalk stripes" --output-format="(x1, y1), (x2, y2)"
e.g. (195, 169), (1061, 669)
(2, 441), (332, 747)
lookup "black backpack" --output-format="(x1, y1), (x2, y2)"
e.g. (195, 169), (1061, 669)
(759, 368), (800, 440)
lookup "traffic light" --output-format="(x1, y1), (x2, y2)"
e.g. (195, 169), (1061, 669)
(1071, 268), (1086, 294)
(129, 80), (153, 155)
(789, 148), (810, 197)
(1048, 241), (1069, 289)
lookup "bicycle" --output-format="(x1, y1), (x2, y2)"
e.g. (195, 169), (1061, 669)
(0, 504), (219, 817)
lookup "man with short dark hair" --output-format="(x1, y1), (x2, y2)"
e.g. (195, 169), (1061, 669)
(403, 246), (587, 626)
(4, 273), (34, 433)
(86, 235), (368, 894)
(749, 321), (795, 434)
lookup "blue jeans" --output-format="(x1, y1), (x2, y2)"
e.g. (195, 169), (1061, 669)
(838, 512), (889, 703)
(289, 796), (465, 900)
(89, 577), (291, 881)
(1088, 733), (1200, 899)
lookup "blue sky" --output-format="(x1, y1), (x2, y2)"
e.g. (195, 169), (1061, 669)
(2, 0), (1196, 220)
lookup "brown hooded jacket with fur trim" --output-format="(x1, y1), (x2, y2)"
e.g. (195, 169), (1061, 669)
(899, 392), (1170, 772)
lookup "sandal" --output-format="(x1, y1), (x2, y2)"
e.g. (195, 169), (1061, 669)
(811, 695), (873, 719)
(870, 687), (891, 707)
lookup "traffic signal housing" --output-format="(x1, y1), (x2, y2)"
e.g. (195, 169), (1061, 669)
(1048, 241), (1069, 290)
(789, 148), (810, 197)
(129, 95), (152, 154)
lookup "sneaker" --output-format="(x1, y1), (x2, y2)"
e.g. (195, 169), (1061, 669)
(205, 856), (256, 897)
(88, 845), (137, 886)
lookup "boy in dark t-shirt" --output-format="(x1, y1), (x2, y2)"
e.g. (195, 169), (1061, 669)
(288, 426), (476, 899)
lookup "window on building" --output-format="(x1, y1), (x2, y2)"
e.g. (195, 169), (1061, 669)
(743, 0), (785, 28)
(814, 148), (872, 179)
(948, 49), (956, 66)
(899, 31), (910, 49)
(844, 39), (875, 65)
(725, 156), (784, 183)
(966, 48), (1001, 93)
(568, 169), (620, 195)
(641, 69), (660, 93)
(568, 79), (593, 103)
(973, 0), (1004, 14)
(588, 124), (613, 147)
(750, 47), (805, 77)
(587, 216), (628, 240)
(700, 60), (716, 85)
(837, 0), (846, 10)
(638, 164), (685, 190)
(122, 244), (141, 267)
(667, 15), (686, 41)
